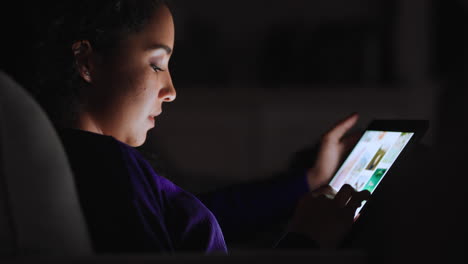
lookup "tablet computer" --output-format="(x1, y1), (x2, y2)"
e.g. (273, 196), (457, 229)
(328, 119), (429, 218)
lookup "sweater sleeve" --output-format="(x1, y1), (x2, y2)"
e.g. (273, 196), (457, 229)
(197, 172), (310, 243)
(163, 187), (228, 254)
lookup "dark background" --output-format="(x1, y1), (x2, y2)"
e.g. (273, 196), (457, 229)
(1, 0), (468, 261)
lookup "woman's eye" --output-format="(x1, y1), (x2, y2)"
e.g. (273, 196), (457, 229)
(151, 64), (163, 72)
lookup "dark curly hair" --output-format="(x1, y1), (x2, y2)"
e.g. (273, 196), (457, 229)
(34, 0), (169, 127)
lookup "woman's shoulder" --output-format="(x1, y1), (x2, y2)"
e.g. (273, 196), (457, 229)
(59, 129), (226, 252)
(58, 128), (179, 194)
(58, 128), (135, 188)
(59, 128), (149, 166)
(59, 128), (122, 154)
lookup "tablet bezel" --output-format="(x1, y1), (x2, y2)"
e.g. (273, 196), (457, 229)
(365, 119), (429, 143)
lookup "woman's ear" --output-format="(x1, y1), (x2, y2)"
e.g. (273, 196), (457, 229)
(71, 40), (94, 83)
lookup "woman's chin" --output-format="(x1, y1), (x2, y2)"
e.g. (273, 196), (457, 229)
(124, 132), (147, 147)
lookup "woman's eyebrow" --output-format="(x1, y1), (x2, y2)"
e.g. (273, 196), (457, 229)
(146, 44), (172, 54)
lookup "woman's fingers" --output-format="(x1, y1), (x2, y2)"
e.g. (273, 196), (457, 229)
(312, 185), (336, 199)
(334, 184), (371, 212)
(333, 184), (355, 207)
(291, 185), (371, 248)
(345, 190), (371, 213)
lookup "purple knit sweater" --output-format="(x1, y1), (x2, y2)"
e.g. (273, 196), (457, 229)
(60, 129), (309, 254)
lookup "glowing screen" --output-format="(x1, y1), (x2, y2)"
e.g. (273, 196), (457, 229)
(329, 130), (414, 216)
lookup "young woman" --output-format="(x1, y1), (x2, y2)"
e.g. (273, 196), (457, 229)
(34, 0), (369, 254)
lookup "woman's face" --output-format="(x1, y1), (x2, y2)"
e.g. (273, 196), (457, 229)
(83, 5), (176, 147)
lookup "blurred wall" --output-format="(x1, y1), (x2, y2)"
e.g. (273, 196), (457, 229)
(138, 0), (440, 193)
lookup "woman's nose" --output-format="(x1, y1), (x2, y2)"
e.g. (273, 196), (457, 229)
(163, 88), (176, 102)
(159, 71), (176, 102)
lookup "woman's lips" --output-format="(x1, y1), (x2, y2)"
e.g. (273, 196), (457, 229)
(148, 112), (161, 127)
(148, 116), (155, 127)
(148, 112), (162, 124)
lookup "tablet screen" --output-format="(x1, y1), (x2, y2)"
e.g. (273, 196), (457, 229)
(329, 130), (414, 216)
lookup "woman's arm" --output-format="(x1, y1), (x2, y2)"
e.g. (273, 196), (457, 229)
(197, 171), (310, 244)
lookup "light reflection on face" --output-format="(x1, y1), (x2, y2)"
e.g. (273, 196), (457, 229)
(85, 5), (176, 146)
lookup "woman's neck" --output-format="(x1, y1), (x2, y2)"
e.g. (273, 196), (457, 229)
(74, 111), (104, 135)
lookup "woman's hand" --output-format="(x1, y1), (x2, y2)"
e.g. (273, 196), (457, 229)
(307, 113), (361, 191)
(289, 184), (371, 248)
